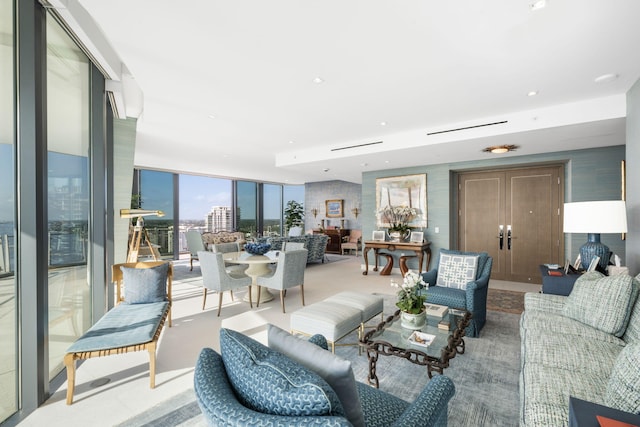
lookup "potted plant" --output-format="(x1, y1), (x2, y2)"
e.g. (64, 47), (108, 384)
(379, 205), (417, 241)
(392, 270), (429, 329)
(283, 200), (304, 235)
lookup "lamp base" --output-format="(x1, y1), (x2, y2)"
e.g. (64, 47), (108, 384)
(579, 233), (611, 271)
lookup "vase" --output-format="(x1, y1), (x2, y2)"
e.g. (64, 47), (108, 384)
(388, 230), (410, 242)
(400, 310), (427, 330)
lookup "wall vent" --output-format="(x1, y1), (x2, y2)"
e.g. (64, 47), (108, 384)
(331, 141), (383, 152)
(427, 120), (508, 136)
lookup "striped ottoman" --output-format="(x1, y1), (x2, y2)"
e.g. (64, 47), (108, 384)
(324, 291), (384, 332)
(290, 301), (362, 352)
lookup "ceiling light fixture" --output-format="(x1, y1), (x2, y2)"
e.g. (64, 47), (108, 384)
(313, 77), (324, 84)
(483, 144), (519, 154)
(594, 73), (618, 84)
(380, 121), (387, 126)
(529, 0), (546, 11)
(527, 91), (538, 97)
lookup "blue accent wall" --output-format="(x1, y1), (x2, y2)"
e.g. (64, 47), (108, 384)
(304, 180), (362, 232)
(361, 146), (626, 271)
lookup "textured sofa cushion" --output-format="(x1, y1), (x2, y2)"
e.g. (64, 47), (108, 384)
(120, 262), (168, 304)
(563, 272), (637, 337)
(267, 324), (365, 427)
(219, 328), (344, 417)
(604, 344), (640, 413)
(436, 253), (478, 290)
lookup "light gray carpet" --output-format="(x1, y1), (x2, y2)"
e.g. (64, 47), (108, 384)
(118, 300), (520, 427)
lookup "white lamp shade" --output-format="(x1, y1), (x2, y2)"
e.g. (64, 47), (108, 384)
(563, 200), (627, 234)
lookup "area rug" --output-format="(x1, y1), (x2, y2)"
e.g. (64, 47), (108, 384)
(487, 288), (526, 314)
(118, 297), (521, 427)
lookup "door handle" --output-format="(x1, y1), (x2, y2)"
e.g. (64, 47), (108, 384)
(498, 225), (504, 250)
(507, 225), (512, 250)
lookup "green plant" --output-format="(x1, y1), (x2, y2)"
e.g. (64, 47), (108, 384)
(392, 270), (427, 314)
(379, 205), (417, 232)
(283, 200), (304, 233)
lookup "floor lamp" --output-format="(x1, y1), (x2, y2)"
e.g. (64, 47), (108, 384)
(563, 200), (627, 271)
(120, 209), (165, 263)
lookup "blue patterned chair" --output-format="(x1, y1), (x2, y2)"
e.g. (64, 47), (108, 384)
(419, 249), (493, 338)
(194, 326), (455, 426)
(256, 234), (329, 264)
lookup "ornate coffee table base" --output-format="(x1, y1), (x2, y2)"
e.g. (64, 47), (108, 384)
(362, 310), (471, 388)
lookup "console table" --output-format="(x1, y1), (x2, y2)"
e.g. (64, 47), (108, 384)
(362, 241), (431, 275)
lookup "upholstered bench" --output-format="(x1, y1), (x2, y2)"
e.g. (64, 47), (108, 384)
(63, 261), (172, 405)
(290, 292), (383, 352)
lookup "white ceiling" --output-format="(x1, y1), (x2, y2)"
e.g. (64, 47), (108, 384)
(75, 0), (640, 184)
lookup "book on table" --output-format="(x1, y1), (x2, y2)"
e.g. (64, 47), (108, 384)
(424, 303), (448, 318)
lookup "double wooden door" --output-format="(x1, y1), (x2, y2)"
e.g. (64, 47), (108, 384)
(457, 166), (564, 283)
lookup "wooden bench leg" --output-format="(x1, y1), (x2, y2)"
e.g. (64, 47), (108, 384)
(148, 341), (157, 389)
(64, 353), (76, 405)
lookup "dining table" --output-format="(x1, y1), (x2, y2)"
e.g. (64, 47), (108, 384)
(223, 251), (279, 304)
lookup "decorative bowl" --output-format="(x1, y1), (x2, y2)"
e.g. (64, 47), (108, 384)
(244, 242), (271, 256)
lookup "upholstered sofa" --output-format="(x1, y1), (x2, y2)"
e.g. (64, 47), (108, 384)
(519, 271), (640, 426)
(419, 249), (493, 337)
(256, 234), (329, 263)
(194, 325), (455, 426)
(201, 231), (246, 246)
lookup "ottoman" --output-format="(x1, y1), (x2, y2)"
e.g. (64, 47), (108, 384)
(290, 301), (362, 352)
(323, 291), (384, 332)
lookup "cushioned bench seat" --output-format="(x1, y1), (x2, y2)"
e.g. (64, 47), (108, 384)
(64, 261), (172, 405)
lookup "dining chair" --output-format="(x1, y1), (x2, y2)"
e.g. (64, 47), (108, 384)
(341, 229), (362, 256)
(256, 249), (308, 313)
(186, 230), (206, 271)
(198, 251), (253, 317)
(282, 241), (305, 251)
(211, 242), (247, 275)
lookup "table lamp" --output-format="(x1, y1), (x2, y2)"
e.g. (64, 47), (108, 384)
(563, 200), (627, 271)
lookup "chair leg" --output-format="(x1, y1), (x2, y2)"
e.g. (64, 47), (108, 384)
(300, 284), (305, 307)
(190, 258), (194, 271)
(202, 288), (207, 310)
(230, 290), (234, 301)
(280, 290), (286, 313)
(217, 292), (223, 317)
(248, 285), (253, 308)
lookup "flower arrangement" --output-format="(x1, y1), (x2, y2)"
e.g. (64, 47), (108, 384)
(379, 205), (417, 232)
(391, 270), (428, 314)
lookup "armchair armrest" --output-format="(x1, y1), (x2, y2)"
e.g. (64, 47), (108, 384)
(421, 269), (438, 287)
(391, 375), (455, 427)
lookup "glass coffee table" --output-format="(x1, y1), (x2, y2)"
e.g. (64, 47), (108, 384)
(360, 306), (472, 388)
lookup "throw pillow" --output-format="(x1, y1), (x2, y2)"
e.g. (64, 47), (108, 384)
(563, 272), (638, 337)
(267, 324), (365, 427)
(219, 328), (344, 418)
(604, 344), (640, 413)
(121, 263), (168, 304)
(436, 253), (479, 290)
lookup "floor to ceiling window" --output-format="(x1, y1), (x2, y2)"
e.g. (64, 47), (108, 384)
(0, 0), (17, 421)
(46, 15), (92, 380)
(137, 169), (175, 257)
(236, 181), (257, 238)
(263, 184), (282, 236)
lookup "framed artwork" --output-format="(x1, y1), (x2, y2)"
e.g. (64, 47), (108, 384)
(325, 199), (343, 218)
(372, 230), (385, 241)
(410, 231), (424, 243)
(376, 174), (427, 228)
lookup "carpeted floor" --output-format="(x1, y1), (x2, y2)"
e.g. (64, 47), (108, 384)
(487, 288), (525, 314)
(118, 295), (521, 427)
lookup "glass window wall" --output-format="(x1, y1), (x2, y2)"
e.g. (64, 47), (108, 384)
(139, 170), (175, 257)
(0, 0), (17, 421)
(236, 181), (257, 238)
(263, 184), (282, 237)
(46, 16), (91, 380)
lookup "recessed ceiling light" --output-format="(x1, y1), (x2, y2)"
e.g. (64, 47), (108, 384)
(380, 121), (387, 126)
(594, 73), (618, 84)
(529, 0), (546, 11)
(360, 163), (368, 167)
(483, 144), (519, 154)
(527, 91), (538, 97)
(208, 114), (216, 119)
(384, 160), (390, 164)
(288, 140), (294, 144)
(313, 77), (324, 84)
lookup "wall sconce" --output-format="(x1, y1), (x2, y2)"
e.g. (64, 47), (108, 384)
(311, 208), (319, 218)
(351, 207), (360, 218)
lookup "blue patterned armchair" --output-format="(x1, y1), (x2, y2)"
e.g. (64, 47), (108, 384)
(419, 249), (493, 338)
(194, 327), (455, 426)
